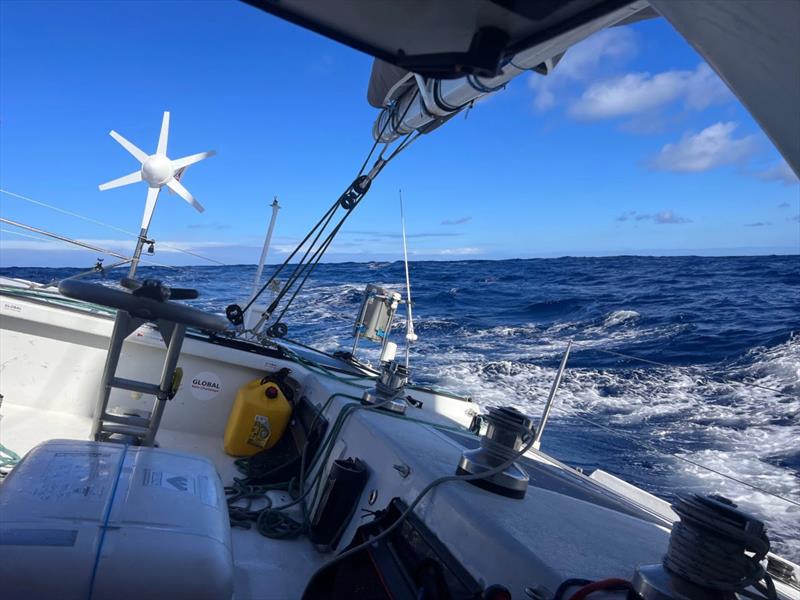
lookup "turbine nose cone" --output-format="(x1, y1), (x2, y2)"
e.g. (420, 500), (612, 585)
(141, 155), (173, 186)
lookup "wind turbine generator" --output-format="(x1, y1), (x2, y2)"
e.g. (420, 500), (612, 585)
(98, 111), (215, 276)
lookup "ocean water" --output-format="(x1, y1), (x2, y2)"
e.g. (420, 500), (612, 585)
(3, 255), (799, 559)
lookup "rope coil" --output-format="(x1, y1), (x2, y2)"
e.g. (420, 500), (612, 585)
(665, 494), (776, 599)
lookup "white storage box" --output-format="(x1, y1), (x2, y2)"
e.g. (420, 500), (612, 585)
(0, 439), (233, 600)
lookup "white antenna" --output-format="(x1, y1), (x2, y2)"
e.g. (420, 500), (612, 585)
(399, 189), (417, 368)
(98, 111), (216, 276)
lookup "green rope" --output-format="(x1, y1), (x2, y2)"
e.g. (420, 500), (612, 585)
(0, 442), (21, 470)
(282, 350), (374, 389)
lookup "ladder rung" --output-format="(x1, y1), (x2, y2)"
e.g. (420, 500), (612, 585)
(110, 377), (162, 396)
(100, 423), (149, 437)
(102, 412), (151, 428)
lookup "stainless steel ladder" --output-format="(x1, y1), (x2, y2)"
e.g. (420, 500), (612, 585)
(92, 311), (186, 446)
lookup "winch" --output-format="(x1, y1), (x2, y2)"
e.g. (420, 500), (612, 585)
(456, 406), (535, 499)
(361, 359), (409, 414)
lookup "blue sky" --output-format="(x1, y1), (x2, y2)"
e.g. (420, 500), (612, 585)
(1, 1), (798, 267)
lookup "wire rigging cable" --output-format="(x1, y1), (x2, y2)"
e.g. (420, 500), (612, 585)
(537, 341), (799, 508)
(0, 188), (227, 266)
(0, 220), (176, 271)
(569, 341), (795, 400)
(233, 94), (423, 336)
(563, 411), (800, 508)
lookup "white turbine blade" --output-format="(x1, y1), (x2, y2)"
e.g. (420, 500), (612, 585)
(98, 170), (142, 191)
(141, 186), (161, 230)
(109, 130), (148, 163)
(170, 150), (215, 171)
(166, 177), (204, 213)
(156, 111), (170, 156)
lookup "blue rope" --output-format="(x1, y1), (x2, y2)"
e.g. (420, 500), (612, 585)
(87, 444), (128, 600)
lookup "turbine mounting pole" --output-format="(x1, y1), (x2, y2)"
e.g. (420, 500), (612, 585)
(128, 226), (150, 278)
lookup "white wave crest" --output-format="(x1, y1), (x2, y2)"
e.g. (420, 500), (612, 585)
(603, 309), (641, 327)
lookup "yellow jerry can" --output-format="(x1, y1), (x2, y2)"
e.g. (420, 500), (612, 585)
(224, 377), (292, 456)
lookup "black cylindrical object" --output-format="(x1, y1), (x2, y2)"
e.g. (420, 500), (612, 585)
(309, 457), (369, 548)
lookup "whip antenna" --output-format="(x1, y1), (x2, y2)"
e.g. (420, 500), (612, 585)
(399, 189), (417, 368)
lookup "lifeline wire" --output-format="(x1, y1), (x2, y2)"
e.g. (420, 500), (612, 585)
(0, 188), (227, 266)
(0, 225), (176, 271)
(570, 341), (794, 399)
(563, 409), (800, 508)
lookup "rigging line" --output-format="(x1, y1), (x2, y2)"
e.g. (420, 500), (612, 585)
(355, 95), (402, 178)
(1, 218), (131, 261)
(0, 230), (127, 290)
(569, 341), (795, 398)
(0, 188), (227, 266)
(265, 201), (341, 314)
(151, 244), (227, 266)
(1, 188), (138, 237)
(254, 126), (422, 321)
(563, 409), (800, 508)
(386, 129), (422, 161)
(250, 98), (423, 324)
(0, 221), (176, 270)
(241, 199), (340, 314)
(272, 201), (359, 324)
(269, 130), (420, 327)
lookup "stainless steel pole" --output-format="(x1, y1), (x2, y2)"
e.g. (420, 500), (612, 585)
(250, 197), (281, 302)
(533, 341), (572, 450)
(128, 227), (148, 278)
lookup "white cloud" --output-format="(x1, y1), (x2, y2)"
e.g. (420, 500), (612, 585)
(757, 161), (799, 185)
(528, 28), (635, 111)
(569, 63), (730, 120)
(617, 210), (691, 224)
(411, 247), (482, 256)
(440, 216), (472, 226)
(0, 236), (255, 253)
(654, 210), (691, 224)
(649, 122), (758, 173)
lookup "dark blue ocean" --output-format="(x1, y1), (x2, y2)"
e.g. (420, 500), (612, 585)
(3, 255), (799, 558)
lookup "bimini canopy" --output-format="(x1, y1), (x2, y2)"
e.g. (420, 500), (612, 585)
(244, 0), (800, 178)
